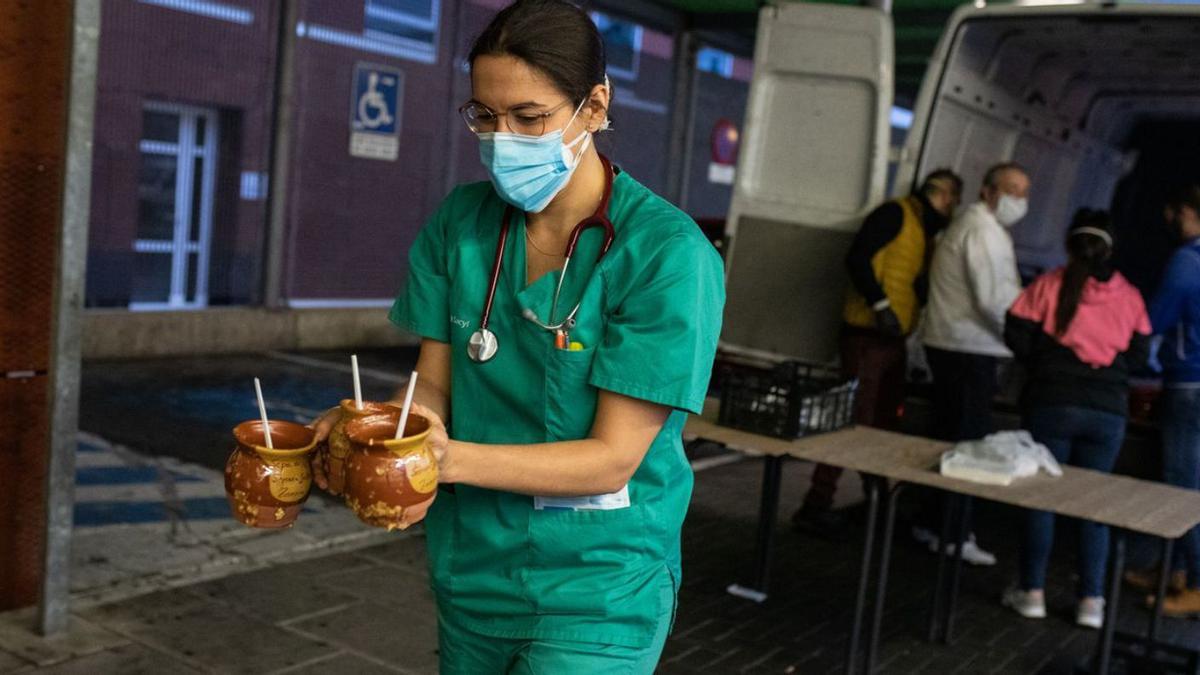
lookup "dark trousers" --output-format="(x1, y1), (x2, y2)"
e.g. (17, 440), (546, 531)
(914, 347), (999, 536)
(925, 346), (998, 443)
(802, 325), (907, 512)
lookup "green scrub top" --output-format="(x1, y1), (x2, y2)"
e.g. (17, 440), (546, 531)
(389, 168), (725, 649)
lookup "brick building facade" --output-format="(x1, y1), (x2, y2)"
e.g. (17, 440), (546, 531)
(85, 0), (752, 313)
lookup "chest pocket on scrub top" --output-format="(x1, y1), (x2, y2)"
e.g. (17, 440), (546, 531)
(543, 345), (599, 442)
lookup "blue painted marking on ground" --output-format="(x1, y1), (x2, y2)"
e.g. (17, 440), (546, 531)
(74, 439), (320, 527)
(78, 440), (105, 453)
(73, 497), (234, 527)
(150, 379), (359, 429)
(75, 466), (203, 486)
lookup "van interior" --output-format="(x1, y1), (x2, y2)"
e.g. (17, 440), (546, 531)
(913, 10), (1200, 295)
(720, 5), (1198, 372)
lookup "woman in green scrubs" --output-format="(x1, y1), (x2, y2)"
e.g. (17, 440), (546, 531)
(317, 1), (724, 671)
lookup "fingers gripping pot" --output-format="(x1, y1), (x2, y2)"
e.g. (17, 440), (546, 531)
(344, 413), (437, 530)
(225, 420), (318, 528)
(323, 400), (402, 495)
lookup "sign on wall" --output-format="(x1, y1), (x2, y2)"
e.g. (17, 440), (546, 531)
(349, 62), (403, 161)
(708, 117), (740, 185)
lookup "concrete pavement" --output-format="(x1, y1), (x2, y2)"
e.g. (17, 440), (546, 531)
(4, 454), (1198, 673)
(2, 349), (1193, 673)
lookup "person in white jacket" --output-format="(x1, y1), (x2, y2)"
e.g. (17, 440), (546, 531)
(913, 162), (1029, 565)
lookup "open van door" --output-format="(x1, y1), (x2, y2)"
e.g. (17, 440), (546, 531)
(722, 3), (893, 364)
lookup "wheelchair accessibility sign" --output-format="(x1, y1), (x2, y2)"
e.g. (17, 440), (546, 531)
(350, 62), (403, 161)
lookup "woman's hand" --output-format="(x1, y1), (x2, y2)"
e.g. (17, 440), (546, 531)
(410, 402), (454, 483)
(306, 406), (341, 490)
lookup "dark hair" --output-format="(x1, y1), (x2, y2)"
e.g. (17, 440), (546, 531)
(919, 168), (963, 200)
(1166, 184), (1200, 214)
(469, 0), (607, 106)
(1055, 208), (1113, 337)
(982, 162), (1027, 189)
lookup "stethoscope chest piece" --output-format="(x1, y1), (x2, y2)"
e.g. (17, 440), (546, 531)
(468, 328), (499, 363)
(466, 155), (617, 364)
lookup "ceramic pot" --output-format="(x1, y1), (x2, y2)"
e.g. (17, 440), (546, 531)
(344, 412), (437, 531)
(322, 399), (402, 496)
(225, 420), (317, 528)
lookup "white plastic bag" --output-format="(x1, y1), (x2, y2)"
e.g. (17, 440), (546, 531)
(939, 430), (1062, 486)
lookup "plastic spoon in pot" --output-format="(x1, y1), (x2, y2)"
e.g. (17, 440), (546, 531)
(351, 354), (363, 410)
(254, 377), (273, 449)
(395, 371), (418, 440)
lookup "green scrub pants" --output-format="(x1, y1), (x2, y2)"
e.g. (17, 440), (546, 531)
(436, 577), (675, 674)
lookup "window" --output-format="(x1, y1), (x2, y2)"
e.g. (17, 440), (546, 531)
(364, 0), (439, 50)
(697, 47), (734, 78)
(132, 103), (218, 309)
(591, 11), (642, 81)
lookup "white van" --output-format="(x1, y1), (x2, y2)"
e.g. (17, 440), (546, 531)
(723, 1), (1193, 364)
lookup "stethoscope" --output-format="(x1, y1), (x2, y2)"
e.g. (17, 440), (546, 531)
(468, 155), (617, 363)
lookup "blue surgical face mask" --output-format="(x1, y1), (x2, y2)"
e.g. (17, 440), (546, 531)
(478, 100), (591, 213)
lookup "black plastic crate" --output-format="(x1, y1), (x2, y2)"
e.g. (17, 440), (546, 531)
(717, 360), (858, 439)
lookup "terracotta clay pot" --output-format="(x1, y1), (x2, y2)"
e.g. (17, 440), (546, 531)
(322, 399), (402, 496)
(225, 420), (317, 528)
(344, 413), (437, 531)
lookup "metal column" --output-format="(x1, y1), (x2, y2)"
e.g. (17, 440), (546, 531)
(665, 26), (698, 207)
(38, 0), (100, 636)
(263, 0), (300, 309)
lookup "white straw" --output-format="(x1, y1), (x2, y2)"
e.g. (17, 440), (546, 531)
(351, 354), (363, 410)
(395, 371), (418, 440)
(254, 377), (273, 449)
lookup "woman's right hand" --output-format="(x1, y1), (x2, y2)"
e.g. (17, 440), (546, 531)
(307, 406), (341, 490)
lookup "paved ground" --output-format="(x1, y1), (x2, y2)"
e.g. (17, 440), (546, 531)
(3, 456), (1197, 674)
(0, 350), (1195, 673)
(66, 349), (415, 605)
(70, 431), (392, 606)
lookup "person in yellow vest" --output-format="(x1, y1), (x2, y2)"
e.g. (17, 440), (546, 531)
(793, 169), (962, 539)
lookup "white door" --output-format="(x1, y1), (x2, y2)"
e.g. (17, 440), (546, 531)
(722, 3), (893, 364)
(131, 102), (218, 309)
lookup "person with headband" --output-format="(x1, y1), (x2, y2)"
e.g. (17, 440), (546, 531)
(312, 1), (724, 671)
(1000, 209), (1151, 629)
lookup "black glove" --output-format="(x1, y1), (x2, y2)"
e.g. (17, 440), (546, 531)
(874, 307), (903, 337)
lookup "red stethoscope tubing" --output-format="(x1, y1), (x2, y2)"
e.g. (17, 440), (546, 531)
(477, 154), (616, 333)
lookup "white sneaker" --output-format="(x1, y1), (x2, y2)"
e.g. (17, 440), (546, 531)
(922, 531), (998, 567)
(1002, 587), (1046, 619)
(1076, 597), (1105, 629)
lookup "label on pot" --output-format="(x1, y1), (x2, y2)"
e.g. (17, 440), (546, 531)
(268, 461), (311, 502)
(407, 451), (437, 494)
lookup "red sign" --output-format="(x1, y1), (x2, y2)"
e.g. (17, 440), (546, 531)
(710, 118), (740, 166)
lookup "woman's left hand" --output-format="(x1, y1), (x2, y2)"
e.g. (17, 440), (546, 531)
(410, 402), (454, 482)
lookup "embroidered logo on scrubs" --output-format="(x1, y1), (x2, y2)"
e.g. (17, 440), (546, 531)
(450, 316), (471, 330)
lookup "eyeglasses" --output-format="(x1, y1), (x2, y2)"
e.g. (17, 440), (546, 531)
(459, 99), (574, 136)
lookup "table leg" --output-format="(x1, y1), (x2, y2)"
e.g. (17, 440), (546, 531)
(726, 455), (784, 603)
(1094, 531), (1126, 675)
(846, 475), (882, 675)
(866, 482), (906, 673)
(943, 495), (973, 645)
(1149, 538), (1174, 646)
(927, 491), (957, 643)
(927, 492), (955, 643)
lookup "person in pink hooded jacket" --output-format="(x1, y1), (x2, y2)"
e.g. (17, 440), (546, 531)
(999, 208), (1152, 629)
